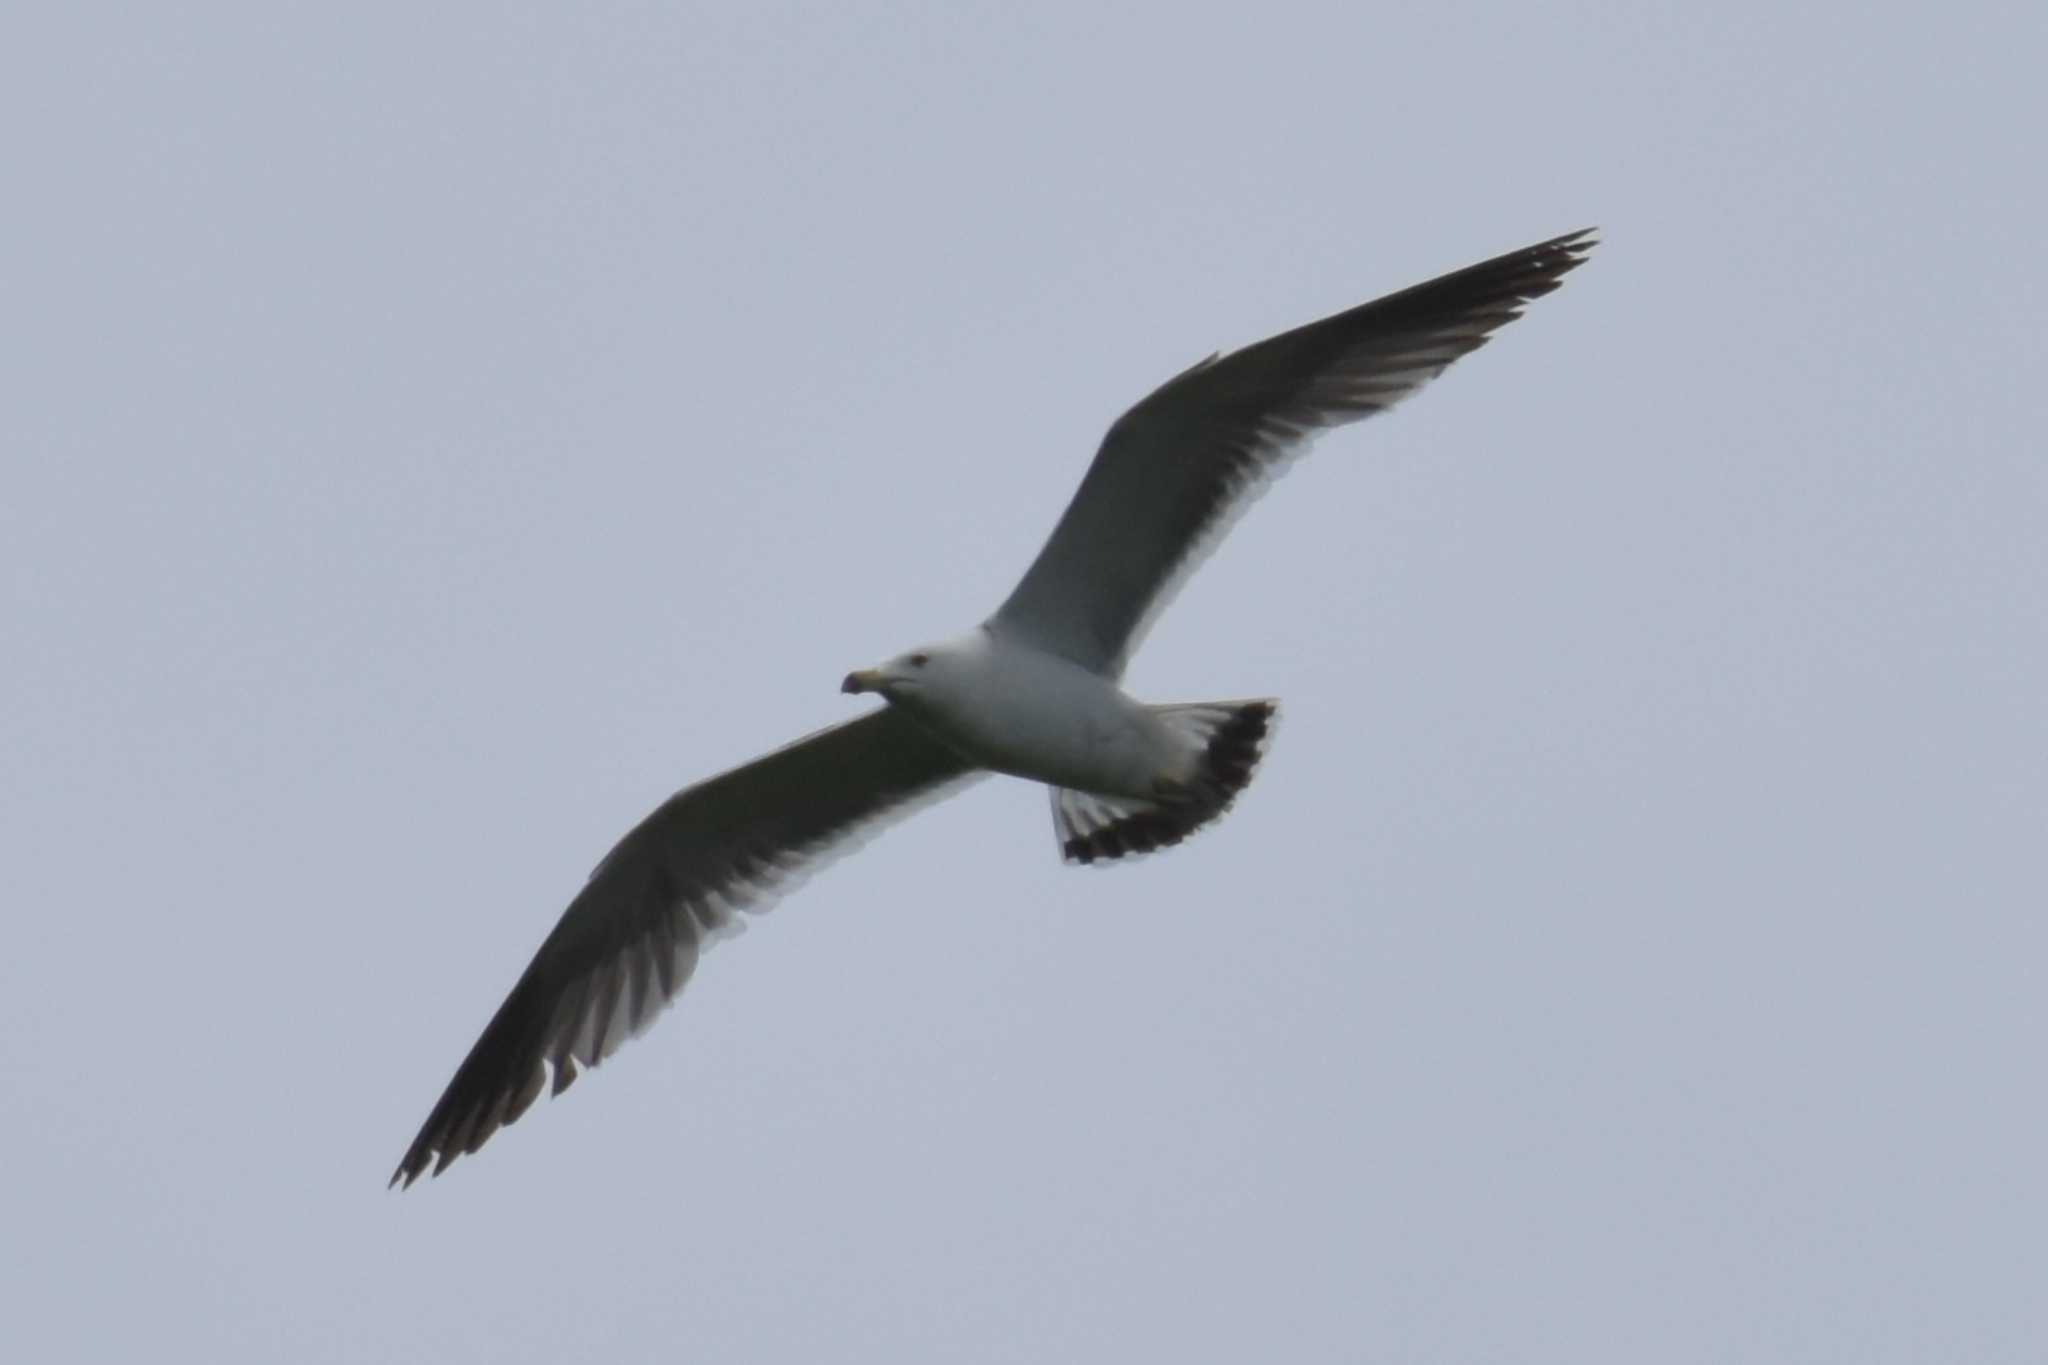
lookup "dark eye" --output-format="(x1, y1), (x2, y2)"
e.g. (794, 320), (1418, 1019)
(908, 652), (929, 668)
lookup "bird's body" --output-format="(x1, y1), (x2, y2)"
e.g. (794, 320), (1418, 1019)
(845, 627), (1194, 800)
(392, 228), (1596, 1186)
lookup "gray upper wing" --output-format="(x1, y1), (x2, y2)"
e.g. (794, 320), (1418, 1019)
(988, 229), (1596, 675)
(391, 706), (978, 1187)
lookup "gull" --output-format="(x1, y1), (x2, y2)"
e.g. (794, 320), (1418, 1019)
(391, 228), (1595, 1186)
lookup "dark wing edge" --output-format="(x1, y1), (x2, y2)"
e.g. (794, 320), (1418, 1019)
(389, 707), (979, 1188)
(989, 228), (1598, 673)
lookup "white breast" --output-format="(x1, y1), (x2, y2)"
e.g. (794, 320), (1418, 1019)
(902, 629), (1182, 798)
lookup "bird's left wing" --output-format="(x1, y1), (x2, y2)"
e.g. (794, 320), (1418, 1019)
(989, 229), (1596, 674)
(391, 706), (978, 1187)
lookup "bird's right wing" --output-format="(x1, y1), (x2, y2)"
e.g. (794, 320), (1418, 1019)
(391, 706), (980, 1187)
(989, 230), (1596, 674)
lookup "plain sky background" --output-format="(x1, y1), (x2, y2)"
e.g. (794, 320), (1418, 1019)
(5, 3), (2042, 1360)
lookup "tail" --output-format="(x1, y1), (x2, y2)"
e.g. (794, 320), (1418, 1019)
(1050, 699), (1278, 865)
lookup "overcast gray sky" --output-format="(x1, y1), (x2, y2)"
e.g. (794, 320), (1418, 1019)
(6, 3), (2043, 1361)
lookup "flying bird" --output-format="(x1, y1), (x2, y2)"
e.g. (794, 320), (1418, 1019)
(392, 228), (1596, 1186)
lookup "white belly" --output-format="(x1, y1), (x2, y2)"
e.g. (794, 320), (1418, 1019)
(899, 630), (1182, 798)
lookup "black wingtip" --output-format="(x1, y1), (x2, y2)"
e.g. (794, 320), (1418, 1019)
(1502, 227), (1599, 276)
(390, 1136), (434, 1190)
(1534, 227), (1600, 271)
